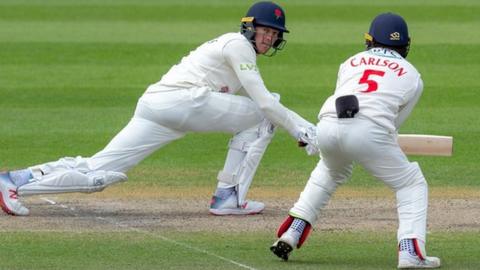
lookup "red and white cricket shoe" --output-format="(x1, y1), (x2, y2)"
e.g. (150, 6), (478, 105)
(270, 216), (312, 261)
(0, 172), (29, 216)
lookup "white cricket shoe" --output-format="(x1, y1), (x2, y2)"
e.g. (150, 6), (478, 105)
(270, 229), (299, 261)
(398, 251), (441, 269)
(0, 172), (29, 216)
(209, 192), (264, 215)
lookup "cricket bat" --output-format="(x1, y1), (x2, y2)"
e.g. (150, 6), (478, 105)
(398, 134), (453, 157)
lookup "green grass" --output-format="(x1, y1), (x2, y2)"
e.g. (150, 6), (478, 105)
(0, 231), (478, 270)
(0, 0), (479, 269)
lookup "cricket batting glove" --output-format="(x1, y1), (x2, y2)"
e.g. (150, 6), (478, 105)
(297, 125), (319, 156)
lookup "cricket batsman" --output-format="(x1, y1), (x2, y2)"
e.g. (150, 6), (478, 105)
(270, 13), (441, 269)
(0, 2), (316, 216)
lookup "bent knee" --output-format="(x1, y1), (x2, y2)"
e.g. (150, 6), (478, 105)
(387, 162), (427, 191)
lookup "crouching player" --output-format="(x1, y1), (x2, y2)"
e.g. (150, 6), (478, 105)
(270, 13), (441, 269)
(0, 2), (315, 217)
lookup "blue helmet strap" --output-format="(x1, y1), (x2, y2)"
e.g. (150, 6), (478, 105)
(241, 17), (258, 52)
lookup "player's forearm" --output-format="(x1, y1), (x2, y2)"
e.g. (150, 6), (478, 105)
(287, 109), (314, 130)
(258, 99), (303, 138)
(237, 77), (299, 135)
(224, 42), (306, 138)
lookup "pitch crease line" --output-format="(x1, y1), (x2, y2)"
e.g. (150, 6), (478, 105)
(41, 197), (259, 270)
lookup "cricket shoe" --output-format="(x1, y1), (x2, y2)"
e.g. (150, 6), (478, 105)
(398, 251), (441, 269)
(270, 229), (299, 261)
(0, 172), (29, 216)
(209, 192), (264, 215)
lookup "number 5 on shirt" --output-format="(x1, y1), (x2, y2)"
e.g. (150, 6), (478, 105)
(359, 69), (385, 92)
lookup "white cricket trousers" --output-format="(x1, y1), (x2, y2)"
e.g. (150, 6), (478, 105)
(31, 87), (265, 175)
(290, 116), (429, 243)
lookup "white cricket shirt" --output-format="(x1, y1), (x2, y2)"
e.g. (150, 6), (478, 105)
(147, 32), (303, 137)
(318, 48), (423, 132)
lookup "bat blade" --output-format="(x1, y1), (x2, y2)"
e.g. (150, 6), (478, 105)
(398, 134), (453, 156)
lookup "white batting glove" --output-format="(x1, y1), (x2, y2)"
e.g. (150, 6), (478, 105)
(297, 125), (320, 156)
(304, 143), (319, 156)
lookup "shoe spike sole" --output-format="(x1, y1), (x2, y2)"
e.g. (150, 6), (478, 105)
(270, 241), (293, 261)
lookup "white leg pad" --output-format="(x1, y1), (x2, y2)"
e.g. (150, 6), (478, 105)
(217, 93), (280, 204)
(217, 117), (275, 205)
(217, 170), (237, 186)
(17, 170), (127, 196)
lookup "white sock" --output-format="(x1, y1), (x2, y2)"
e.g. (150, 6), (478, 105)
(286, 218), (306, 243)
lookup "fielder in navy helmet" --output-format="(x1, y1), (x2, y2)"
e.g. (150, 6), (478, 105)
(241, 1), (289, 56)
(271, 12), (441, 269)
(365, 12), (411, 58)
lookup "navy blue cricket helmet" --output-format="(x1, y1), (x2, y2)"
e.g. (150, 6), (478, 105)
(240, 1), (288, 55)
(365, 12), (411, 57)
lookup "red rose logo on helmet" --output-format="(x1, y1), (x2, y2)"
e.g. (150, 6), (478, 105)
(390, 32), (401, 41)
(274, 8), (282, 19)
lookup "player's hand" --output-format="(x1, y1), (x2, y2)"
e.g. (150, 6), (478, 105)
(297, 125), (319, 156)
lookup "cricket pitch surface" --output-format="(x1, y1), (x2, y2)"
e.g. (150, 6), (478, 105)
(1, 186), (479, 233)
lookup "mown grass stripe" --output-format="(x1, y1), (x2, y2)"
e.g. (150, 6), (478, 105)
(0, 21), (479, 44)
(0, 3), (478, 23)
